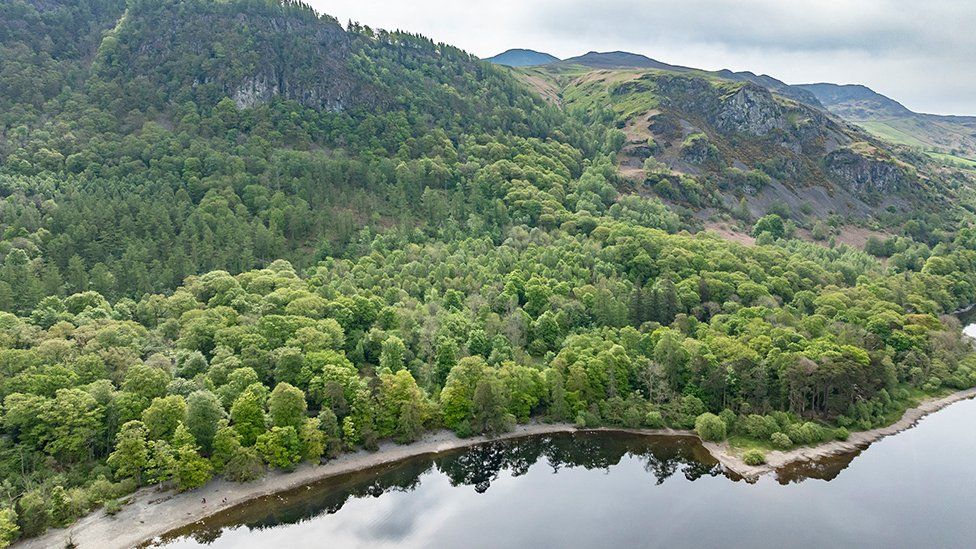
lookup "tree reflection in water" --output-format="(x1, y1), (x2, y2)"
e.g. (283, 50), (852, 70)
(773, 447), (861, 485)
(162, 432), (730, 546)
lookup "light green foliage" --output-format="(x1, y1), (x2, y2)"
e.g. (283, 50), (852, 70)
(256, 426), (303, 470)
(211, 420), (265, 481)
(742, 449), (766, 466)
(299, 418), (326, 461)
(211, 421), (242, 473)
(48, 486), (74, 527)
(145, 440), (177, 486)
(379, 336), (407, 372)
(440, 357), (488, 434)
(108, 421), (149, 482)
(679, 396), (707, 429)
(268, 383), (307, 431)
(123, 364), (171, 402)
(217, 368), (262, 408)
(644, 411), (665, 428)
(771, 432), (793, 449)
(103, 499), (122, 516)
(16, 491), (49, 538)
(341, 416), (359, 447)
(498, 362), (545, 422)
(142, 395), (187, 442)
(376, 370), (428, 443)
(741, 414), (780, 440)
(230, 386), (268, 446)
(171, 423), (213, 491)
(42, 389), (104, 462)
(752, 214), (786, 240)
(694, 413), (727, 442)
(0, 507), (19, 548)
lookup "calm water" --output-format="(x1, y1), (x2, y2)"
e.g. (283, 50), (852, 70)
(958, 306), (976, 339)
(161, 397), (976, 549)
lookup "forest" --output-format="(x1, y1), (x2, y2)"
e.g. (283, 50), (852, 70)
(2, 0), (976, 545)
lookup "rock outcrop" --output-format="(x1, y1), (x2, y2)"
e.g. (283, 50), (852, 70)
(825, 148), (911, 195)
(715, 84), (785, 137)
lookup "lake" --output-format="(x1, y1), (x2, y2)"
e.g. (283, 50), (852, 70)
(160, 396), (976, 548)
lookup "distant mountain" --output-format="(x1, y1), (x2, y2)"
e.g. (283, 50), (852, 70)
(485, 49), (559, 67)
(558, 51), (691, 72)
(796, 83), (912, 119)
(798, 83), (976, 162)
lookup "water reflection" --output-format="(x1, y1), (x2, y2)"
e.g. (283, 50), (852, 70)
(161, 433), (724, 546)
(774, 447), (861, 484)
(161, 397), (976, 549)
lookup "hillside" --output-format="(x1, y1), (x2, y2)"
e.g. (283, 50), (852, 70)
(0, 0), (127, 114)
(516, 65), (971, 228)
(798, 83), (976, 166)
(0, 0), (580, 310)
(493, 49), (976, 172)
(485, 48), (559, 67)
(3, 1), (976, 546)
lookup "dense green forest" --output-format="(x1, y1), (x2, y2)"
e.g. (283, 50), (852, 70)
(2, 0), (976, 545)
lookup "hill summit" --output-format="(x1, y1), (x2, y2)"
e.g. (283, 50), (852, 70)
(485, 48), (559, 67)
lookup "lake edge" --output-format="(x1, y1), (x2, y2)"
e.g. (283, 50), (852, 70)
(19, 385), (976, 549)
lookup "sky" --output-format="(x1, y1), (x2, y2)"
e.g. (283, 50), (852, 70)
(307, 0), (976, 116)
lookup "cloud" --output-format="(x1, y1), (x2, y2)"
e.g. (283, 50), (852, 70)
(308, 0), (976, 115)
(530, 0), (972, 55)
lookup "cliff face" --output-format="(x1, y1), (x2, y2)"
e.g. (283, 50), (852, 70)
(714, 85), (786, 137)
(655, 76), (847, 151)
(825, 149), (912, 195)
(94, 1), (376, 112)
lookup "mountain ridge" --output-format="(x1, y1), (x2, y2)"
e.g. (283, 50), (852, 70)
(485, 48), (559, 67)
(488, 49), (821, 106)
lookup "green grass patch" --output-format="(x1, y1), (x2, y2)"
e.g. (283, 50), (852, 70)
(926, 151), (976, 170)
(555, 71), (668, 120)
(859, 120), (931, 148)
(727, 435), (778, 452)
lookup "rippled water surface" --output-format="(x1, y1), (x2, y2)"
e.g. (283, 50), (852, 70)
(163, 396), (976, 549)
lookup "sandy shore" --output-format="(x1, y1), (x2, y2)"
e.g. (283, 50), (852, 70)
(18, 387), (976, 549)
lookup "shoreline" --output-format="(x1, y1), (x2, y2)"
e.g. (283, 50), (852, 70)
(704, 386), (976, 480)
(17, 387), (976, 549)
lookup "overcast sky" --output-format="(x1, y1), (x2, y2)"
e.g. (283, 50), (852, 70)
(308, 0), (975, 116)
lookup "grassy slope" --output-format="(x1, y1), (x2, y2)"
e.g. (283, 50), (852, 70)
(858, 120), (932, 148)
(858, 118), (976, 167)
